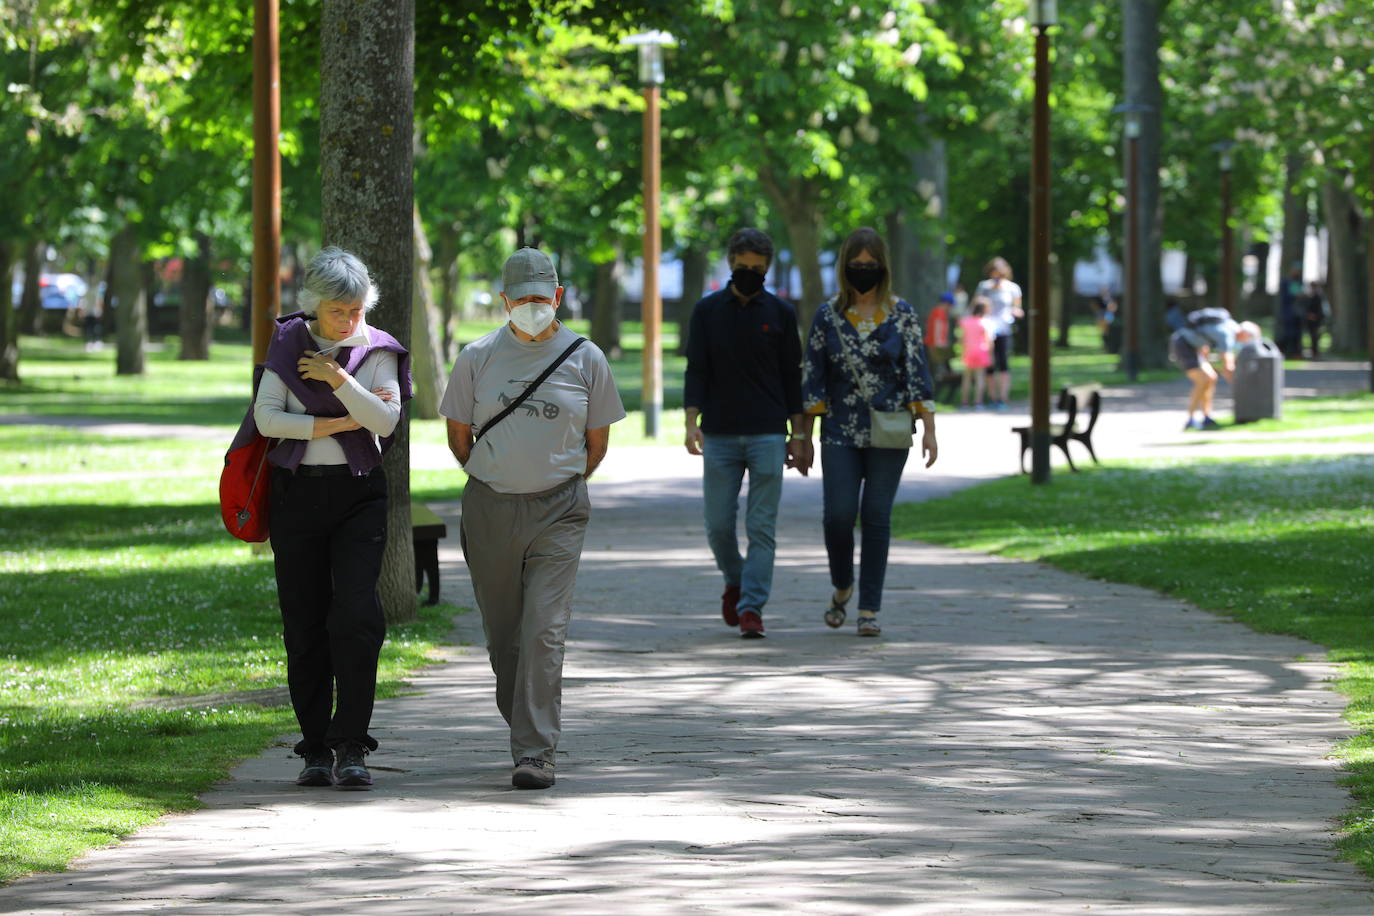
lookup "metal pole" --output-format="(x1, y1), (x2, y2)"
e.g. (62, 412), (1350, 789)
(1124, 131), (1140, 381)
(1220, 167), (1233, 312)
(1029, 24), (1053, 484)
(251, 0), (281, 367)
(641, 84), (663, 438)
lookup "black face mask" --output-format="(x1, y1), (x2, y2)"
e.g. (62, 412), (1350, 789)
(730, 267), (766, 297)
(846, 265), (885, 294)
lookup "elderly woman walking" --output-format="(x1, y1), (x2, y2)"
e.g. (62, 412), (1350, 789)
(799, 227), (938, 637)
(252, 246), (411, 789)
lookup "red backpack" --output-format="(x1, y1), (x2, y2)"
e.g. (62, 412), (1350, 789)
(219, 367), (275, 542)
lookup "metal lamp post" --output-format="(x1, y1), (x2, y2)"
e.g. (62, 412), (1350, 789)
(1029, 0), (1056, 484)
(1213, 140), (1236, 313)
(624, 30), (674, 438)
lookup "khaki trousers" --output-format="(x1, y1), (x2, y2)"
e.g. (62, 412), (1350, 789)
(460, 474), (590, 764)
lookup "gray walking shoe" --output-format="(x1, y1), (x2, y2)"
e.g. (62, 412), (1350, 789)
(513, 757), (556, 790)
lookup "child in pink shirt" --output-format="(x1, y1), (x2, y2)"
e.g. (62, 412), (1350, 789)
(959, 298), (993, 409)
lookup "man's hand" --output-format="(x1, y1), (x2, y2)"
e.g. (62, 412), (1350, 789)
(298, 350), (348, 390)
(786, 438), (810, 476)
(685, 426), (704, 456)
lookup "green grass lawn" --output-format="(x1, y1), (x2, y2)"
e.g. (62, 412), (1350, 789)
(892, 454), (1374, 873)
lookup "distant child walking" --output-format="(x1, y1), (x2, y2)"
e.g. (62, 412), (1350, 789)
(959, 298), (993, 409)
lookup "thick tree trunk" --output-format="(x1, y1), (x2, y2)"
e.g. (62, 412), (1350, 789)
(590, 255), (622, 357)
(321, 0), (417, 624)
(1278, 153), (1309, 334)
(18, 241), (42, 336)
(759, 167), (825, 333)
(1123, 0), (1168, 367)
(677, 245), (708, 355)
(409, 204), (446, 419)
(0, 242), (18, 380)
(178, 232), (214, 360)
(112, 225), (146, 376)
(1322, 178), (1367, 353)
(903, 140), (949, 319)
(434, 223), (460, 360)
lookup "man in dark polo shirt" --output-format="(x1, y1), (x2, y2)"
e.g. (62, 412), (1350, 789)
(684, 228), (805, 638)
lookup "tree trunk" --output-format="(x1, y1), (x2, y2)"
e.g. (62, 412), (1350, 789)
(903, 140), (949, 320)
(1278, 152), (1308, 334)
(321, 0), (417, 624)
(434, 222), (460, 360)
(590, 255), (622, 357)
(1123, 0), (1168, 367)
(410, 203), (446, 419)
(677, 245), (708, 355)
(178, 232), (214, 360)
(18, 241), (42, 336)
(1322, 178), (1367, 353)
(759, 167), (825, 333)
(0, 241), (18, 380)
(112, 225), (147, 375)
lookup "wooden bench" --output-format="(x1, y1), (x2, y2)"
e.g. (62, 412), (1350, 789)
(1012, 384), (1102, 473)
(411, 502), (448, 606)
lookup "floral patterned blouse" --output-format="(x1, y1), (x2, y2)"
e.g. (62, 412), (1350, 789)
(801, 297), (936, 448)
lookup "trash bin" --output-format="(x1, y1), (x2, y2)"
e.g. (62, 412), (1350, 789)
(1233, 338), (1283, 422)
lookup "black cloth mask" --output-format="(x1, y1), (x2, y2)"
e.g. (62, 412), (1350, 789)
(845, 265), (885, 294)
(730, 268), (766, 297)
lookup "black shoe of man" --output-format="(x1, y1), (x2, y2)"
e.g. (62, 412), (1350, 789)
(333, 742), (373, 790)
(295, 748), (334, 787)
(512, 757), (555, 790)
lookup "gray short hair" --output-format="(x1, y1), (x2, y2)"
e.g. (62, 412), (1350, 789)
(299, 247), (379, 314)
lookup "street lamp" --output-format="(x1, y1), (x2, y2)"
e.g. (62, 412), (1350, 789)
(623, 30), (675, 438)
(1028, 0), (1055, 484)
(1212, 140), (1236, 314)
(1113, 104), (1150, 382)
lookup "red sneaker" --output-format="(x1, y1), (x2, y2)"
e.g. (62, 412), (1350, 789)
(739, 610), (765, 639)
(721, 585), (741, 627)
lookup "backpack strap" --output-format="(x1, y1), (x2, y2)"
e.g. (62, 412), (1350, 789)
(475, 337), (587, 443)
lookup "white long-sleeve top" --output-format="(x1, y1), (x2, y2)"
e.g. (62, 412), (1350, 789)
(253, 325), (401, 466)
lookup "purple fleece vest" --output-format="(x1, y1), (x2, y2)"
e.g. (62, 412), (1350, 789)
(231, 312), (413, 477)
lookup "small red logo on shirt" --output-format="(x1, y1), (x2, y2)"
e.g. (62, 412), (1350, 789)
(762, 324), (770, 331)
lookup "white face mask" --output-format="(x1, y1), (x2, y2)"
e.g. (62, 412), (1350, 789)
(508, 301), (556, 337)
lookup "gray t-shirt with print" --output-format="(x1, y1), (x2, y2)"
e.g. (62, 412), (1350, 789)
(439, 323), (626, 494)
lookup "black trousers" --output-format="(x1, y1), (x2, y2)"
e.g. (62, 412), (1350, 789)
(269, 466), (388, 754)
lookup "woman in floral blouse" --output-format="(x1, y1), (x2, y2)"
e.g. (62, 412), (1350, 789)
(799, 227), (938, 636)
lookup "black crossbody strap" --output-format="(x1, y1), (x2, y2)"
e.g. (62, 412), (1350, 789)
(475, 336), (587, 442)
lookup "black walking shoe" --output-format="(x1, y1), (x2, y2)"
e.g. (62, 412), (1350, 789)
(295, 748), (334, 787)
(512, 757), (556, 790)
(333, 742), (373, 790)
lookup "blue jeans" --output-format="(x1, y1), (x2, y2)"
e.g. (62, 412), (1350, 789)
(702, 434), (787, 614)
(821, 443), (909, 613)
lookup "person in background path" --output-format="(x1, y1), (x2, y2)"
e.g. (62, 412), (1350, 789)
(800, 227), (938, 638)
(441, 247), (625, 790)
(252, 246), (412, 790)
(959, 298), (993, 409)
(1278, 264), (1305, 358)
(974, 257), (1022, 410)
(1169, 306), (1259, 431)
(925, 291), (955, 384)
(684, 228), (805, 640)
(1303, 282), (1326, 359)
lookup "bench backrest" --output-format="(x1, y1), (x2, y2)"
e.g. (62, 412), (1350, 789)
(1066, 384), (1102, 435)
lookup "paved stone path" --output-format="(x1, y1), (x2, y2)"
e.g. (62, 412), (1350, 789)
(3, 364), (1373, 913)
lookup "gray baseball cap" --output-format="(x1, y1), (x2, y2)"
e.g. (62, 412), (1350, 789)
(501, 247), (559, 301)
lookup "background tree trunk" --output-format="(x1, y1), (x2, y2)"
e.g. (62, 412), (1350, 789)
(759, 168), (825, 333)
(1322, 178), (1368, 353)
(178, 232), (213, 360)
(0, 241), (18, 380)
(1123, 0), (1168, 367)
(321, 0), (417, 625)
(590, 255), (622, 357)
(900, 140), (949, 321)
(410, 204), (446, 419)
(434, 222), (460, 361)
(112, 225), (146, 376)
(18, 241), (43, 336)
(1278, 152), (1309, 337)
(677, 245), (708, 356)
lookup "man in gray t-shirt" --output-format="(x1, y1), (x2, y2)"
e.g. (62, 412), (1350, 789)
(439, 247), (625, 791)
